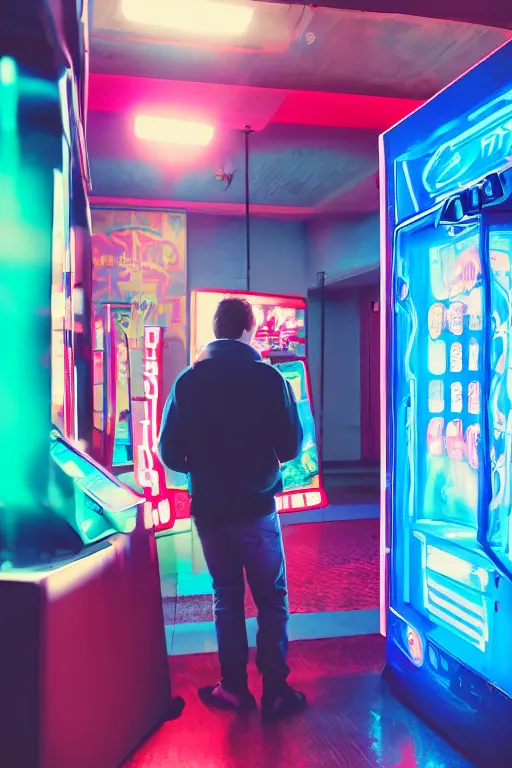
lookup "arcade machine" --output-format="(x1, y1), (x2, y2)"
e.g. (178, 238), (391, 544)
(0, 5), (179, 768)
(91, 299), (185, 531)
(381, 40), (512, 764)
(191, 289), (327, 513)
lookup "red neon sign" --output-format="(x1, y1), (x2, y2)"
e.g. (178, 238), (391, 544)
(134, 327), (175, 531)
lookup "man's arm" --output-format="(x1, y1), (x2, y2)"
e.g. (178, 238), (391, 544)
(158, 377), (188, 473)
(272, 376), (303, 464)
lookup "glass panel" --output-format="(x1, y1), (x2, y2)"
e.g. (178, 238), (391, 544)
(391, 216), (494, 663)
(275, 360), (320, 492)
(50, 432), (139, 542)
(488, 228), (512, 566)
(92, 312), (105, 431)
(395, 220), (484, 533)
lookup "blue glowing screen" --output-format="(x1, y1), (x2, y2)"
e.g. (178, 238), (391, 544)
(390, 211), (512, 699)
(275, 360), (320, 492)
(394, 224), (483, 533)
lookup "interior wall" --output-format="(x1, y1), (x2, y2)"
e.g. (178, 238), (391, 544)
(90, 207), (378, 467)
(187, 214), (309, 296)
(306, 214), (381, 464)
(307, 213), (380, 285)
(324, 292), (362, 461)
(308, 289), (362, 463)
(360, 284), (381, 461)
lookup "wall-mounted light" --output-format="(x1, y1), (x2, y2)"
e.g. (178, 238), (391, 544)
(134, 115), (214, 146)
(123, 0), (254, 37)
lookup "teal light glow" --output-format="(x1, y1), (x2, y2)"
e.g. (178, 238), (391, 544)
(0, 56), (18, 134)
(277, 360), (320, 493)
(0, 63), (59, 557)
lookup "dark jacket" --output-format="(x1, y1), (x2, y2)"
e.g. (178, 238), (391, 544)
(158, 339), (303, 525)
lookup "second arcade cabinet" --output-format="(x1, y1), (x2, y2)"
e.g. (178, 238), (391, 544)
(191, 289), (327, 514)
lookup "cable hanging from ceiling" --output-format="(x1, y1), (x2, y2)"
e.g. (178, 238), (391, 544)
(243, 124), (254, 292)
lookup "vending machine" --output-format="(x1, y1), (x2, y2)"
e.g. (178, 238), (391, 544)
(381, 40), (512, 764)
(191, 289), (326, 513)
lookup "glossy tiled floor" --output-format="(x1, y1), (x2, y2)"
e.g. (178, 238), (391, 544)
(130, 503), (474, 767)
(124, 635), (473, 768)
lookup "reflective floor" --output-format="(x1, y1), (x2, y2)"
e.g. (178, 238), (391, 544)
(125, 635), (473, 768)
(139, 497), (472, 767)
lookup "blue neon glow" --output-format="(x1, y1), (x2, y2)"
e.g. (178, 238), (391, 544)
(393, 86), (512, 223)
(395, 225), (483, 530)
(488, 229), (512, 565)
(422, 94), (512, 197)
(275, 360), (320, 492)
(385, 58), (512, 706)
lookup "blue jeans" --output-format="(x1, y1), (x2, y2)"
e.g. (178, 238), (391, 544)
(195, 510), (290, 695)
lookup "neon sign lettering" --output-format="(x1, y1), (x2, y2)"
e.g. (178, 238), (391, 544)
(137, 402), (159, 494)
(422, 93), (512, 196)
(136, 327), (167, 507)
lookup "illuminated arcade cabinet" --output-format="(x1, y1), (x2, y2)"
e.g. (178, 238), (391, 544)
(191, 289), (327, 513)
(0, 7), (178, 768)
(91, 301), (186, 532)
(381, 40), (512, 764)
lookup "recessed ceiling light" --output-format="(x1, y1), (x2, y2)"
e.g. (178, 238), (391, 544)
(123, 0), (254, 37)
(134, 115), (215, 146)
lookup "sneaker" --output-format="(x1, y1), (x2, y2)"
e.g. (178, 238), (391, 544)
(261, 684), (308, 723)
(198, 683), (257, 712)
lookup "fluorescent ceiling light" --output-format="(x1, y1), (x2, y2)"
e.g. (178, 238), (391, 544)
(123, 0), (254, 37)
(135, 115), (215, 146)
(0, 57), (16, 86)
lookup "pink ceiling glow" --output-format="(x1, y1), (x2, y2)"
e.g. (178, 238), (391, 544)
(88, 5), (511, 216)
(88, 73), (423, 133)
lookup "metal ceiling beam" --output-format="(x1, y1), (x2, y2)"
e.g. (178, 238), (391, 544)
(252, 1), (512, 30)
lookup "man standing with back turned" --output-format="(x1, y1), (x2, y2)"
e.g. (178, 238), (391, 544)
(158, 297), (307, 722)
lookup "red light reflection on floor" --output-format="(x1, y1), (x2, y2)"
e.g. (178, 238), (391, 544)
(124, 636), (470, 768)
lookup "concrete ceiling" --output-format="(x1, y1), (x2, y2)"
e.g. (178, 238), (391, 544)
(88, 1), (512, 217)
(251, 0), (512, 29)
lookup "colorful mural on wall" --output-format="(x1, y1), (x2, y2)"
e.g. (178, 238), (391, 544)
(90, 209), (189, 514)
(91, 208), (187, 392)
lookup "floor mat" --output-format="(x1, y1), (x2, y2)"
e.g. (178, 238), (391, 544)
(175, 519), (380, 623)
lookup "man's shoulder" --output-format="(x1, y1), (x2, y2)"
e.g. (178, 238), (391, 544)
(253, 360), (286, 387)
(173, 365), (195, 392)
